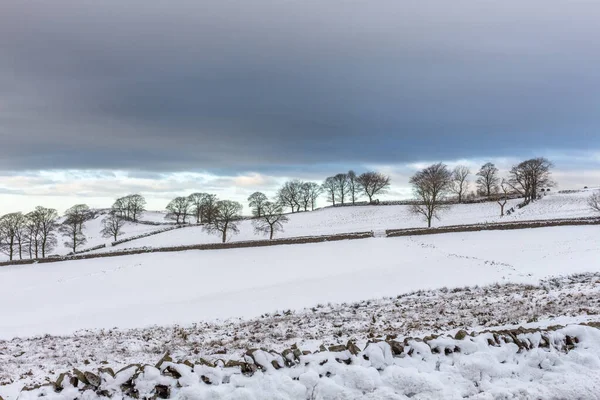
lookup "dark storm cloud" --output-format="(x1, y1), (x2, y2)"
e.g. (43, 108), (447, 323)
(1, 0), (599, 172)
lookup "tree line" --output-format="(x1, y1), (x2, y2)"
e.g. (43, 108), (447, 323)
(4, 158), (592, 259)
(409, 157), (555, 227)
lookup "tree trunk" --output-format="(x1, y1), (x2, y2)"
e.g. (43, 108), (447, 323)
(427, 215), (432, 228)
(270, 226), (274, 240)
(222, 222), (227, 243)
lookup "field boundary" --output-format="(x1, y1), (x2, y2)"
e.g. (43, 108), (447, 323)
(1, 217), (598, 267)
(385, 216), (600, 237)
(0, 232), (374, 266)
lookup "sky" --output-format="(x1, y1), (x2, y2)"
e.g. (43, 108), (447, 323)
(1, 0), (599, 214)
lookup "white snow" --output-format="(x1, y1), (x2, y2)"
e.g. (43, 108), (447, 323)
(96, 191), (599, 252)
(1, 225), (599, 339)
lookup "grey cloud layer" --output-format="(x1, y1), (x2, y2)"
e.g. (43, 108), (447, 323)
(1, 0), (599, 172)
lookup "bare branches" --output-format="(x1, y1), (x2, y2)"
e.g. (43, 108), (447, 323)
(409, 163), (453, 227)
(248, 192), (268, 217)
(101, 212), (126, 241)
(322, 177), (337, 206)
(112, 194), (146, 222)
(476, 163), (499, 197)
(356, 172), (391, 203)
(252, 202), (289, 239)
(188, 193), (208, 223)
(450, 166), (470, 203)
(497, 179), (509, 216)
(166, 197), (191, 224)
(203, 200), (243, 243)
(61, 204), (91, 253)
(278, 180), (303, 213)
(508, 158), (554, 202)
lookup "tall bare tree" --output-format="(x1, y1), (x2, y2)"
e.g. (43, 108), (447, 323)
(112, 194), (146, 222)
(188, 193), (208, 223)
(450, 166), (470, 203)
(588, 191), (600, 214)
(127, 194), (146, 222)
(248, 192), (268, 217)
(356, 172), (391, 203)
(24, 211), (41, 259)
(322, 176), (337, 206)
(306, 182), (323, 211)
(166, 197), (191, 224)
(508, 158), (554, 202)
(476, 163), (500, 197)
(347, 170), (359, 205)
(333, 173), (350, 205)
(278, 180), (303, 212)
(409, 163), (453, 227)
(201, 194), (219, 224)
(60, 216), (87, 254)
(0, 213), (25, 261)
(497, 179), (510, 216)
(203, 200), (243, 243)
(64, 204), (92, 232)
(29, 206), (58, 258)
(101, 212), (127, 241)
(300, 182), (322, 211)
(253, 202), (289, 239)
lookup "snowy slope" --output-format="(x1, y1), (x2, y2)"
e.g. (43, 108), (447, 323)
(2, 273), (600, 400)
(1, 225), (599, 339)
(96, 190), (598, 252)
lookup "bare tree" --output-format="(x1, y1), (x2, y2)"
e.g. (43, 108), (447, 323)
(497, 179), (510, 216)
(278, 180), (303, 213)
(253, 202), (289, 239)
(203, 200), (243, 243)
(347, 170), (359, 205)
(111, 197), (128, 219)
(508, 158), (554, 202)
(248, 192), (268, 217)
(201, 194), (219, 224)
(166, 197), (191, 224)
(0, 213), (25, 261)
(101, 212), (126, 241)
(306, 182), (323, 211)
(24, 211), (41, 259)
(322, 176), (337, 206)
(188, 193), (208, 223)
(60, 216), (87, 254)
(450, 166), (470, 203)
(300, 182), (322, 211)
(127, 194), (146, 222)
(476, 163), (500, 197)
(112, 194), (146, 222)
(409, 163), (453, 228)
(333, 173), (350, 205)
(588, 191), (600, 214)
(29, 206), (58, 257)
(356, 172), (391, 203)
(65, 204), (92, 232)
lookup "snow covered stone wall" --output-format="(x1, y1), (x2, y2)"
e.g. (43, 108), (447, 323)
(17, 324), (600, 400)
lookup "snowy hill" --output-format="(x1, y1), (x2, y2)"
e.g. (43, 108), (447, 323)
(1, 190), (600, 399)
(94, 190), (598, 252)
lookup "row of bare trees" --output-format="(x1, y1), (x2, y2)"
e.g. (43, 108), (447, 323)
(322, 171), (391, 206)
(0, 205), (97, 261)
(409, 158), (556, 227)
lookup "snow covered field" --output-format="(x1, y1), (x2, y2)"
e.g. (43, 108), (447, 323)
(2, 191), (600, 399)
(91, 190), (599, 252)
(1, 225), (599, 340)
(3, 273), (600, 399)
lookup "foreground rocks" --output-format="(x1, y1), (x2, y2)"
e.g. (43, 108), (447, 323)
(17, 324), (598, 399)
